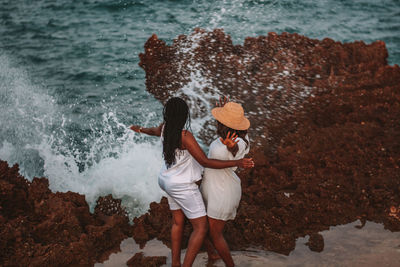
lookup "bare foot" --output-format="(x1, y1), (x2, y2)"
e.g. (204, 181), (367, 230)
(204, 237), (221, 261)
(207, 252), (221, 261)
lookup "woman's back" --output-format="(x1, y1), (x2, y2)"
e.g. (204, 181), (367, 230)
(159, 129), (204, 187)
(201, 135), (249, 221)
(159, 147), (203, 185)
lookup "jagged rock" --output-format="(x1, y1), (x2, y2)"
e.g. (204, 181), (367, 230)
(126, 252), (166, 267)
(306, 233), (324, 252)
(131, 29), (400, 255)
(0, 161), (133, 267)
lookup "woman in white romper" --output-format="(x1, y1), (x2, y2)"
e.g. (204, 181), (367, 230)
(130, 97), (254, 267)
(201, 100), (250, 267)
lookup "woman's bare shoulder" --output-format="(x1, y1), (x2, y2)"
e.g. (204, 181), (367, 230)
(181, 129), (194, 138)
(181, 130), (194, 150)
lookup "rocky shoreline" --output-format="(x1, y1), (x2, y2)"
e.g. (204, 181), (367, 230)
(0, 161), (132, 266)
(134, 29), (400, 254)
(1, 30), (400, 266)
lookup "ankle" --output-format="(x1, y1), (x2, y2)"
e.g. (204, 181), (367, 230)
(208, 252), (221, 261)
(172, 259), (181, 267)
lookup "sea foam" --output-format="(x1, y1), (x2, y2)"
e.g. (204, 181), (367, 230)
(0, 51), (164, 218)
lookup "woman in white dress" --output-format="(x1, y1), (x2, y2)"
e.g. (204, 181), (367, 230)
(201, 100), (250, 267)
(130, 97), (253, 267)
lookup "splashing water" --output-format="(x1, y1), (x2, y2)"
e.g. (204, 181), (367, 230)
(0, 52), (57, 178)
(173, 31), (223, 138)
(0, 51), (163, 217)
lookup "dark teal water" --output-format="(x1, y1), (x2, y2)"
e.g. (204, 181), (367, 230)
(1, 0), (399, 216)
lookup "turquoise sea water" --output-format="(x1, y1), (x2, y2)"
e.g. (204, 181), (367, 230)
(1, 0), (399, 216)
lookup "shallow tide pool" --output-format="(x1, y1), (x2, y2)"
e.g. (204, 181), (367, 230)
(96, 220), (400, 266)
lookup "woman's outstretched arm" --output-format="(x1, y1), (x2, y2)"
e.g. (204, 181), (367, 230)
(130, 123), (163, 137)
(182, 131), (254, 169)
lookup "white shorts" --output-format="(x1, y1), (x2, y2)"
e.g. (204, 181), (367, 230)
(160, 180), (206, 219)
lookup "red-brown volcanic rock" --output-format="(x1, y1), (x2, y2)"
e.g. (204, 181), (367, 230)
(0, 161), (133, 266)
(132, 29), (400, 255)
(126, 252), (166, 267)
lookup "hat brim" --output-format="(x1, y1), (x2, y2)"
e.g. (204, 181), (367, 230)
(211, 107), (250, 130)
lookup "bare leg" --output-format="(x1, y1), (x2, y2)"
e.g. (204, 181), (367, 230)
(182, 216), (207, 267)
(171, 209), (185, 267)
(204, 236), (221, 261)
(208, 217), (234, 267)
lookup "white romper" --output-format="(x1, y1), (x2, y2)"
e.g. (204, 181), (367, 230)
(200, 135), (250, 221)
(158, 134), (206, 219)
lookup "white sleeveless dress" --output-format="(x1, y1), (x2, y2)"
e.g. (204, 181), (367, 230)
(200, 136), (250, 221)
(158, 133), (206, 219)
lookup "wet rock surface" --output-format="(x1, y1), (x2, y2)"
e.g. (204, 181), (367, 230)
(133, 29), (400, 255)
(126, 252), (166, 267)
(0, 161), (133, 266)
(306, 233), (324, 252)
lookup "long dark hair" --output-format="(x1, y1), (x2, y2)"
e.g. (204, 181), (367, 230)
(162, 97), (191, 168)
(217, 121), (249, 152)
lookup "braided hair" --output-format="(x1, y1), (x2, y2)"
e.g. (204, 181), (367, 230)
(162, 97), (191, 168)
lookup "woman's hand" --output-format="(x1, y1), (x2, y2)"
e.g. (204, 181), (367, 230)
(130, 125), (142, 133)
(183, 130), (248, 169)
(216, 95), (229, 107)
(220, 132), (239, 148)
(238, 158), (254, 168)
(130, 123), (163, 136)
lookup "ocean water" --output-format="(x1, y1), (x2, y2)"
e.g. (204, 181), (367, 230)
(1, 0), (399, 217)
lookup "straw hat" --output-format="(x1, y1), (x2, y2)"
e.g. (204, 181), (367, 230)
(211, 102), (250, 130)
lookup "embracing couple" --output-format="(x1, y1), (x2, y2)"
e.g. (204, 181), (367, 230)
(130, 96), (254, 267)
